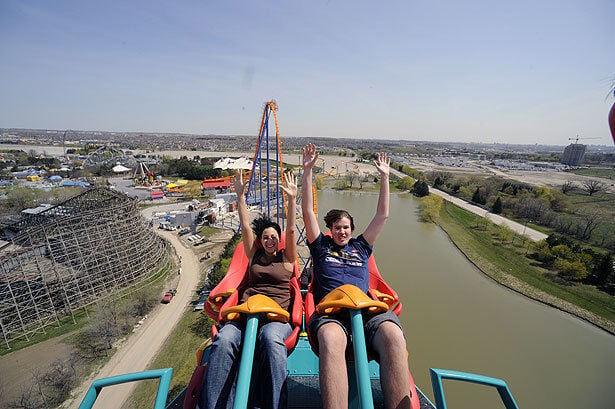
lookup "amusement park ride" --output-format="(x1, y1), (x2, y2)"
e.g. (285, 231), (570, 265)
(134, 162), (166, 189)
(77, 101), (523, 409)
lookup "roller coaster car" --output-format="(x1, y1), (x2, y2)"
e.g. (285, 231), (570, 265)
(182, 233), (302, 409)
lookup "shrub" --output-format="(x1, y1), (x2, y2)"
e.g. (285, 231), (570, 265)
(535, 240), (555, 264)
(418, 195), (443, 223)
(412, 180), (429, 197)
(492, 197), (503, 214)
(554, 259), (588, 280)
(551, 244), (574, 260)
(396, 176), (415, 191)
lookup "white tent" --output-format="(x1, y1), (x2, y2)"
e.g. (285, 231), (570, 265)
(112, 164), (132, 173)
(214, 157), (253, 170)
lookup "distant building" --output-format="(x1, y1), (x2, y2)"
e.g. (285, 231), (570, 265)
(561, 143), (586, 166)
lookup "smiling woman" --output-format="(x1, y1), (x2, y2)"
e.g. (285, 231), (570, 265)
(197, 169), (299, 409)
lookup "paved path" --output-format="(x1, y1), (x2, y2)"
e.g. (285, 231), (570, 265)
(430, 187), (548, 241)
(65, 228), (200, 408)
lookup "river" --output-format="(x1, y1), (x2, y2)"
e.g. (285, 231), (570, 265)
(317, 189), (615, 409)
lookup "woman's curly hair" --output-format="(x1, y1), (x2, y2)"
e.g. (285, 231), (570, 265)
(251, 215), (282, 240)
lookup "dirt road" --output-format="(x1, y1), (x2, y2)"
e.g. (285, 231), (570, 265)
(64, 229), (200, 408)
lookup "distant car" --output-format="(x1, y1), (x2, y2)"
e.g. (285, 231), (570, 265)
(193, 298), (206, 311)
(161, 291), (174, 303)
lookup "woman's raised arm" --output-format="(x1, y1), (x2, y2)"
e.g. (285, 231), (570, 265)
(233, 169), (256, 259)
(280, 170), (298, 262)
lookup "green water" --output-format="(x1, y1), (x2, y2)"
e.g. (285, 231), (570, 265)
(317, 189), (615, 409)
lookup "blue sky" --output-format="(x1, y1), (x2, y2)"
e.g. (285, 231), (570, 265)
(1, 0), (613, 146)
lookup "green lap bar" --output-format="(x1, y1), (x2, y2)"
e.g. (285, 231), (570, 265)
(349, 309), (374, 409)
(233, 314), (259, 409)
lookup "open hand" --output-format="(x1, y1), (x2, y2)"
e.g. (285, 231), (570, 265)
(373, 152), (390, 177)
(233, 169), (249, 197)
(281, 171), (297, 199)
(302, 143), (319, 170)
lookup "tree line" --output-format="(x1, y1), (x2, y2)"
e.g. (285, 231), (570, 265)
(388, 161), (614, 293)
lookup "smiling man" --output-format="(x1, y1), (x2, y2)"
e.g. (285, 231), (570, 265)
(301, 143), (412, 409)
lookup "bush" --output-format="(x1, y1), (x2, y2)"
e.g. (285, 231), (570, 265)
(412, 180), (429, 197)
(535, 240), (555, 264)
(551, 244), (574, 260)
(492, 197), (503, 214)
(554, 259), (588, 280)
(334, 180), (349, 190)
(396, 176), (414, 191)
(130, 287), (160, 317)
(418, 195), (443, 223)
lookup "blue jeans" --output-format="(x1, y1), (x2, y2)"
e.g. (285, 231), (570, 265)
(199, 320), (292, 409)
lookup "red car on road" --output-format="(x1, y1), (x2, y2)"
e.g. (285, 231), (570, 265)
(161, 290), (175, 303)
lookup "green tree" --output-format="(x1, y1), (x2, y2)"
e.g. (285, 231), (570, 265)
(471, 187), (486, 205)
(418, 194), (443, 222)
(554, 259), (588, 280)
(396, 176), (415, 191)
(492, 196), (503, 214)
(412, 180), (429, 197)
(534, 185), (555, 206)
(590, 254), (614, 286)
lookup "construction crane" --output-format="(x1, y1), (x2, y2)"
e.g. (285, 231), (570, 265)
(568, 135), (600, 144)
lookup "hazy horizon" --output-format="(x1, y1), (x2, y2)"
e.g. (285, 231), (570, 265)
(5, 127), (615, 149)
(1, 1), (614, 146)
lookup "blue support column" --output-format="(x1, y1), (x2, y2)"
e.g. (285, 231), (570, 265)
(349, 309), (374, 409)
(233, 315), (260, 409)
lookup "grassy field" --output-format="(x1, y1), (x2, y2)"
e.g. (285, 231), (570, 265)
(125, 308), (213, 409)
(0, 310), (91, 356)
(564, 191), (615, 247)
(438, 202), (615, 327)
(565, 167), (615, 180)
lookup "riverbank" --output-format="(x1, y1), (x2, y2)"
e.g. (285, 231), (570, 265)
(437, 201), (615, 335)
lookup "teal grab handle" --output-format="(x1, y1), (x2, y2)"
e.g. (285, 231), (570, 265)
(233, 314), (259, 409)
(429, 368), (519, 409)
(78, 368), (173, 409)
(349, 309), (374, 409)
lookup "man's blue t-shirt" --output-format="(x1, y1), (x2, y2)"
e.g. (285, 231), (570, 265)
(308, 233), (373, 305)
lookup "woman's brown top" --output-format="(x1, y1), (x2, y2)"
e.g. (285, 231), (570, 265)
(239, 249), (293, 311)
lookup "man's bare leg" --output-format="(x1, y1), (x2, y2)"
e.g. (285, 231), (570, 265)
(373, 321), (412, 409)
(318, 323), (348, 409)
